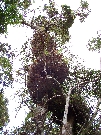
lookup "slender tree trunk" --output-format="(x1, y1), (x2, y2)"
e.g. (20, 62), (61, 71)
(61, 86), (73, 135)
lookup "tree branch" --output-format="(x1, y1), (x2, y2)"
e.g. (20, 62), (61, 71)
(21, 19), (45, 31)
(61, 75), (100, 135)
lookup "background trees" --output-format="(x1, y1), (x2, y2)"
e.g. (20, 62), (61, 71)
(0, 0), (31, 133)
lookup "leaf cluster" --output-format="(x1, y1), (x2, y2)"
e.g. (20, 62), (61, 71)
(33, 1), (75, 45)
(75, 0), (91, 23)
(0, 93), (9, 130)
(0, 0), (32, 34)
(0, 43), (13, 88)
(87, 35), (101, 52)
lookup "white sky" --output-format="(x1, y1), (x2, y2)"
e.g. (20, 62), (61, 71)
(1, 0), (101, 132)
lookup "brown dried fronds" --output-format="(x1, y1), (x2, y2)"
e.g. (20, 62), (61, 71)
(31, 31), (56, 57)
(27, 51), (69, 104)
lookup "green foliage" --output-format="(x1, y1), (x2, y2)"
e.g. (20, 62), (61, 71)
(0, 0), (32, 34)
(17, 0), (32, 10)
(43, 0), (58, 18)
(61, 4), (74, 28)
(12, 110), (61, 135)
(32, 0), (90, 46)
(0, 43), (13, 87)
(0, 93), (9, 130)
(69, 65), (101, 98)
(81, 0), (89, 9)
(87, 35), (101, 52)
(76, 0), (91, 23)
(36, 1), (75, 45)
(0, 1), (20, 33)
(0, 57), (12, 85)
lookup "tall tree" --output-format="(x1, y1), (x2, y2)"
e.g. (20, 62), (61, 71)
(10, 1), (101, 135)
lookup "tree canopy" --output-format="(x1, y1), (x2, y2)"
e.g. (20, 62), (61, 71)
(0, 0), (101, 135)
